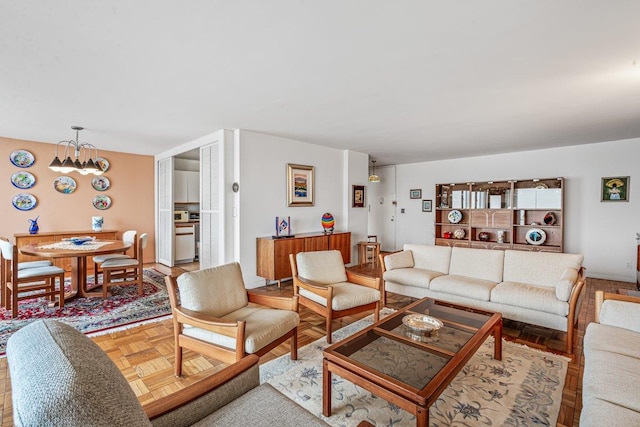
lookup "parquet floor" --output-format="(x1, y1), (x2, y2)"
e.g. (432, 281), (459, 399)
(0, 261), (635, 426)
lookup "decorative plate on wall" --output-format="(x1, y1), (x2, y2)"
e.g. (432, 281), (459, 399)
(12, 193), (37, 211)
(525, 228), (547, 245)
(91, 176), (110, 191)
(93, 195), (111, 210)
(53, 176), (77, 194)
(9, 150), (35, 168)
(95, 157), (110, 172)
(447, 210), (462, 224)
(11, 171), (36, 189)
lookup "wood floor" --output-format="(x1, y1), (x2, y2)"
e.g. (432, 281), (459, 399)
(0, 261), (634, 426)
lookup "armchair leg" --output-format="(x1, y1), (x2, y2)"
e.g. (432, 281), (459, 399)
(374, 301), (380, 322)
(290, 328), (298, 360)
(326, 315), (333, 344)
(175, 345), (183, 377)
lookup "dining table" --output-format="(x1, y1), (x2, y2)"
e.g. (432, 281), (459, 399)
(19, 239), (132, 300)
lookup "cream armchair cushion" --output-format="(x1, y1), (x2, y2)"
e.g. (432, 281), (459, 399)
(299, 282), (380, 311)
(178, 263), (249, 316)
(296, 250), (348, 285)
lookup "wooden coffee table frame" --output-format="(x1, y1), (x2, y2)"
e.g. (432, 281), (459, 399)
(323, 298), (502, 427)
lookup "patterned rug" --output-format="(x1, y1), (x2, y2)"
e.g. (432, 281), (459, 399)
(260, 309), (570, 427)
(0, 268), (171, 355)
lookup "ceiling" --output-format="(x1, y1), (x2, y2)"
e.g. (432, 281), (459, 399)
(2, 1), (640, 166)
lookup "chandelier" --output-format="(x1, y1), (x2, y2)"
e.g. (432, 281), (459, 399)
(48, 126), (103, 175)
(368, 160), (380, 183)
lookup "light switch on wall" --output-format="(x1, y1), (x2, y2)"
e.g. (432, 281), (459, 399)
(401, 208), (405, 213)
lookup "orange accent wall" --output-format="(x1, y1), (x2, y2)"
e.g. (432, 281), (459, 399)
(1, 136), (155, 263)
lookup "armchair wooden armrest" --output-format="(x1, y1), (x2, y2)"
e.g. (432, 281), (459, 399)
(346, 271), (381, 290)
(248, 292), (299, 311)
(144, 354), (259, 420)
(174, 306), (245, 339)
(293, 275), (332, 298)
(594, 290), (640, 323)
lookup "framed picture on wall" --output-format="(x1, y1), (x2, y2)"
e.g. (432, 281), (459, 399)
(287, 164), (315, 206)
(410, 189), (422, 199)
(601, 176), (629, 202)
(422, 199), (432, 212)
(352, 185), (365, 208)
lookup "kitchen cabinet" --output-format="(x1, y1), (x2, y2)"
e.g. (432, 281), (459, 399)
(256, 231), (351, 287)
(174, 170), (199, 203)
(175, 224), (196, 263)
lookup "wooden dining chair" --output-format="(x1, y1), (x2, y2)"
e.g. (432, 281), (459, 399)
(100, 233), (147, 298)
(93, 230), (137, 284)
(0, 239), (65, 317)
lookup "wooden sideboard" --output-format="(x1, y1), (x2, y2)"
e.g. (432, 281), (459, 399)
(256, 231), (351, 287)
(14, 230), (118, 273)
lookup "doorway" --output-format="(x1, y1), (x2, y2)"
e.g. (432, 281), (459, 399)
(367, 165), (397, 252)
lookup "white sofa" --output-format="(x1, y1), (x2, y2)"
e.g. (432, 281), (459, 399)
(381, 244), (585, 353)
(580, 291), (640, 426)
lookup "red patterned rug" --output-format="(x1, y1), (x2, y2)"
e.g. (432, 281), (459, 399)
(0, 268), (171, 355)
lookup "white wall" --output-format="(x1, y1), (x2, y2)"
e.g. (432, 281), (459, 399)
(343, 150), (369, 263)
(237, 130), (368, 287)
(392, 138), (639, 282)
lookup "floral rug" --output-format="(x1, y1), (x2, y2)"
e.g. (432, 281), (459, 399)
(0, 268), (171, 355)
(260, 309), (570, 427)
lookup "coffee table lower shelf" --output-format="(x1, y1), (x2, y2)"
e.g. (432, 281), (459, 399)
(322, 298), (502, 427)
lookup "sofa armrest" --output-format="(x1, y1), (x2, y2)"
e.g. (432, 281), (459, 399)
(595, 291), (640, 333)
(147, 355), (260, 427)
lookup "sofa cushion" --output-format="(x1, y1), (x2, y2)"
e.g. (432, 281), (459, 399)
(296, 250), (348, 285)
(299, 282), (380, 311)
(599, 299), (640, 333)
(404, 244), (451, 273)
(555, 268), (579, 301)
(7, 320), (152, 427)
(582, 348), (640, 414)
(448, 247), (504, 283)
(584, 322), (640, 359)
(383, 250), (414, 270)
(183, 306), (299, 354)
(429, 275), (497, 301)
(383, 268), (442, 289)
(491, 282), (568, 316)
(178, 262), (249, 317)
(503, 250), (583, 289)
(580, 396), (640, 427)
(192, 383), (328, 426)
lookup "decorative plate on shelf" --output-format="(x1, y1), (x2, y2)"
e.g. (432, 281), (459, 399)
(11, 171), (36, 189)
(53, 176), (77, 194)
(9, 150), (35, 168)
(95, 157), (110, 172)
(93, 195), (112, 210)
(91, 176), (110, 191)
(12, 193), (37, 211)
(525, 228), (547, 245)
(447, 209), (462, 224)
(532, 182), (549, 189)
(453, 228), (466, 239)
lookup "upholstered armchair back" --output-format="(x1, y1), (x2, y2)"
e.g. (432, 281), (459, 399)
(296, 250), (348, 285)
(177, 262), (249, 317)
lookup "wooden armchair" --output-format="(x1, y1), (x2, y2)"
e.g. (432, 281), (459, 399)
(165, 262), (299, 376)
(290, 250), (382, 344)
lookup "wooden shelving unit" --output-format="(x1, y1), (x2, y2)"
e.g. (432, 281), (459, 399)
(435, 178), (564, 252)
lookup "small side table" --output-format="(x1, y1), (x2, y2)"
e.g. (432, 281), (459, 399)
(357, 241), (380, 266)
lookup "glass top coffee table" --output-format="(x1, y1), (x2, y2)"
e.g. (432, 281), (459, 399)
(323, 298), (502, 427)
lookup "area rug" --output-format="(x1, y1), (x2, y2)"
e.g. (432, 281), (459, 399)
(260, 310), (570, 427)
(0, 268), (171, 355)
